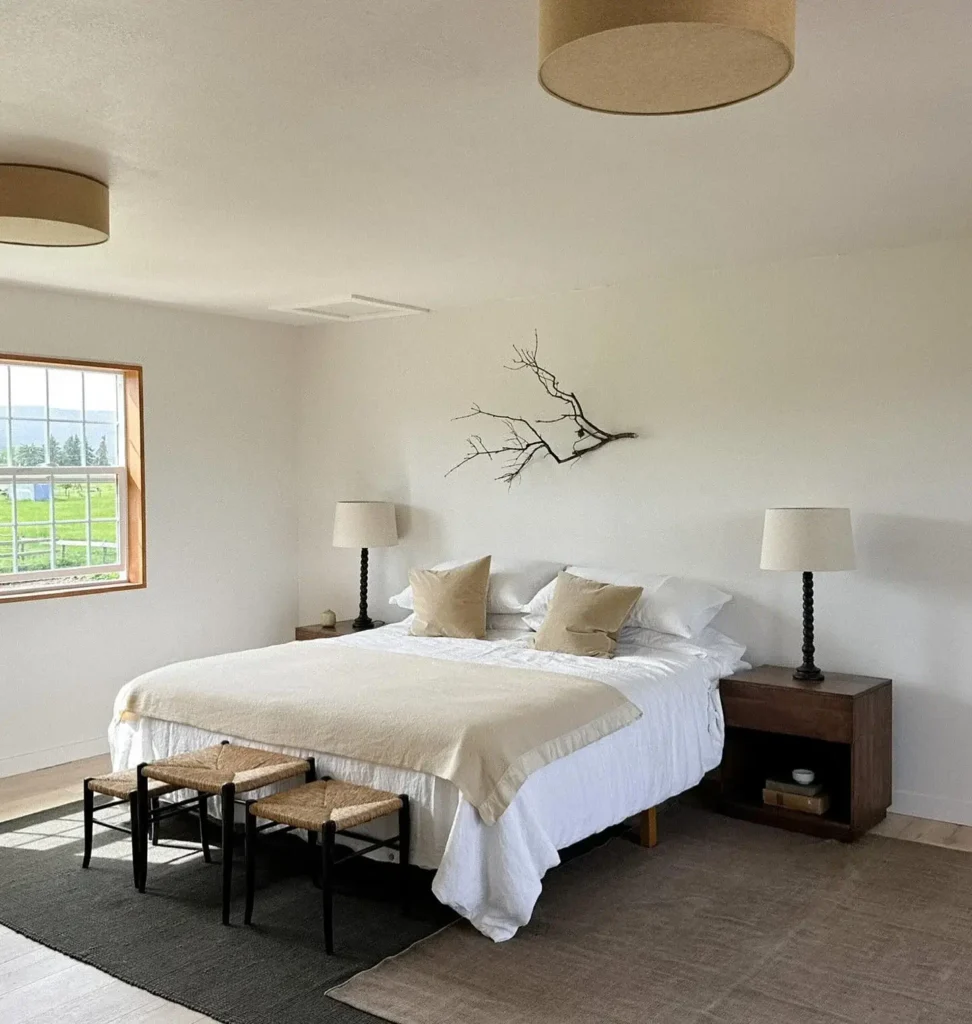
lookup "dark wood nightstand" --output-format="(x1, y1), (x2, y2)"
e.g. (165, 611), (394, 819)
(295, 620), (364, 642)
(714, 665), (892, 842)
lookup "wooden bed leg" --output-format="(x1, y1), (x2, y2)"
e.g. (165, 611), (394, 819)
(640, 806), (658, 849)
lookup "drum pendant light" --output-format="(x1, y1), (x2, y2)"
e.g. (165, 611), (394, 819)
(538, 0), (796, 115)
(0, 164), (109, 246)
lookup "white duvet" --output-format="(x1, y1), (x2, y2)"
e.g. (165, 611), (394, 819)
(110, 622), (743, 941)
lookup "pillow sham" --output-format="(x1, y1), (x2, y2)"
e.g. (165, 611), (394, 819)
(390, 558), (562, 615)
(409, 556), (491, 639)
(524, 566), (731, 640)
(532, 571), (643, 658)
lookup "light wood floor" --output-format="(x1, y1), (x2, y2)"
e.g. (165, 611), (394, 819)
(869, 810), (972, 851)
(0, 754), (112, 825)
(2, 758), (971, 1024)
(0, 756), (217, 1023)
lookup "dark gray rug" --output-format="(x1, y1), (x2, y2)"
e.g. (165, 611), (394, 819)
(0, 799), (457, 1023)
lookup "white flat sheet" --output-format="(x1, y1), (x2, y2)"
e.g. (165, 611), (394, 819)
(109, 623), (742, 941)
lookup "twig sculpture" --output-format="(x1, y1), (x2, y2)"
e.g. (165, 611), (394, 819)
(448, 333), (637, 486)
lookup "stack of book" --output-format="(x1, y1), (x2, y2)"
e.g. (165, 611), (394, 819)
(763, 777), (829, 815)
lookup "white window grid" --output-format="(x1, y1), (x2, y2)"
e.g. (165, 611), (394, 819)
(0, 363), (128, 588)
(0, 362), (123, 470)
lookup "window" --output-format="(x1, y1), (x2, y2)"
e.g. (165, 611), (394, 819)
(0, 354), (144, 602)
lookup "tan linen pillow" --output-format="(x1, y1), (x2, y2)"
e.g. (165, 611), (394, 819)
(533, 571), (643, 658)
(409, 556), (492, 639)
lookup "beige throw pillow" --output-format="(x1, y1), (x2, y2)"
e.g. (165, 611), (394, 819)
(533, 571), (643, 658)
(409, 556), (492, 639)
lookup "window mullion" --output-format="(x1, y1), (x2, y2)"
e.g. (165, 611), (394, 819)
(4, 365), (11, 469)
(80, 372), (87, 468)
(85, 471), (92, 566)
(9, 470), (18, 574)
(48, 473), (55, 571)
(44, 367), (51, 465)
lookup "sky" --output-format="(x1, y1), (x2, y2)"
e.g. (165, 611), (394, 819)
(1, 364), (118, 420)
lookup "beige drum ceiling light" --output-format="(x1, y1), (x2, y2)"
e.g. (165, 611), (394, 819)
(538, 0), (796, 115)
(0, 164), (109, 246)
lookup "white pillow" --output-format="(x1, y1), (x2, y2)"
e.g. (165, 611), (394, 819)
(390, 558), (562, 615)
(523, 566), (731, 639)
(486, 613), (532, 633)
(618, 626), (749, 678)
(398, 612), (531, 633)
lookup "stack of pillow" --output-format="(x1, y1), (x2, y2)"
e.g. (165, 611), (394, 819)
(389, 557), (731, 660)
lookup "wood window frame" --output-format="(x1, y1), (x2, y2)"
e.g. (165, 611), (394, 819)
(0, 352), (145, 604)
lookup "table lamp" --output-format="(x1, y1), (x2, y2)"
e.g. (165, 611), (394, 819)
(760, 508), (856, 682)
(333, 501), (398, 630)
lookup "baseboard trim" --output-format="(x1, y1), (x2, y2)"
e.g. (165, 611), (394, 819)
(0, 737), (109, 779)
(891, 789), (972, 828)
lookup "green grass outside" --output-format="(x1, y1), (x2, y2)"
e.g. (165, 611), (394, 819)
(0, 483), (118, 573)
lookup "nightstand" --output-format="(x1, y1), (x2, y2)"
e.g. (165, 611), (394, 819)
(714, 665), (892, 842)
(295, 620), (366, 642)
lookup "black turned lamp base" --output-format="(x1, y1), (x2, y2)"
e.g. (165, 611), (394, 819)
(794, 571), (825, 683)
(351, 618), (385, 632)
(793, 665), (825, 683)
(352, 547), (385, 632)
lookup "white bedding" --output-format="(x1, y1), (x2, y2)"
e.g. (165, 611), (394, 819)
(109, 622), (743, 941)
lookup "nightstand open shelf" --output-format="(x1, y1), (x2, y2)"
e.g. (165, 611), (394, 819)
(719, 726), (853, 839)
(713, 666), (892, 842)
(716, 796), (855, 842)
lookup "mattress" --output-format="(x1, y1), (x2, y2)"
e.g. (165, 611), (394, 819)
(110, 621), (743, 941)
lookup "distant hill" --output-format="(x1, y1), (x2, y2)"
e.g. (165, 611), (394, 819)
(5, 405), (114, 424)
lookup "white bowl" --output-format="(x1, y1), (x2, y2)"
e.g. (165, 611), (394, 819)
(792, 768), (815, 786)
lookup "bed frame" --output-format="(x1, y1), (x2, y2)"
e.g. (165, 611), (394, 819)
(639, 806), (658, 848)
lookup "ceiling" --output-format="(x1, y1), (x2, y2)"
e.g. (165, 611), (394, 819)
(0, 0), (970, 323)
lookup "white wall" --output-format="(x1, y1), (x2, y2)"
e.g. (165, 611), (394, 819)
(0, 285), (299, 776)
(297, 237), (972, 826)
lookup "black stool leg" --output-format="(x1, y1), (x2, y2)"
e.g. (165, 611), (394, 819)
(244, 801), (256, 926)
(129, 792), (141, 888)
(220, 781), (236, 926)
(197, 793), (212, 863)
(151, 797), (160, 846)
(399, 795), (411, 917)
(305, 758), (318, 882)
(82, 780), (93, 869)
(321, 820), (335, 955)
(307, 828), (319, 883)
(135, 765), (149, 892)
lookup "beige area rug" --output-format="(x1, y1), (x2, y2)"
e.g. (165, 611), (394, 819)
(330, 808), (972, 1024)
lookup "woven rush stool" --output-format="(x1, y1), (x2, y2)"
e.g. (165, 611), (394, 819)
(82, 770), (200, 887)
(137, 742), (314, 924)
(245, 779), (410, 954)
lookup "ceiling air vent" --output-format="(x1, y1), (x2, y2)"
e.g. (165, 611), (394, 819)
(286, 294), (430, 322)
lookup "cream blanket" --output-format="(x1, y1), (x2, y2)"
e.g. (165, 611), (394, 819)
(116, 642), (641, 825)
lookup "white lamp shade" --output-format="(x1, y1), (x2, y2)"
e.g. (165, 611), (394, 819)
(760, 508), (856, 572)
(332, 501), (398, 549)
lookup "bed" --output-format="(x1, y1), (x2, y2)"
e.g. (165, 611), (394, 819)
(110, 619), (744, 941)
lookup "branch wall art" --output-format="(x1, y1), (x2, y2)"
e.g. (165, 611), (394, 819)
(448, 333), (637, 486)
